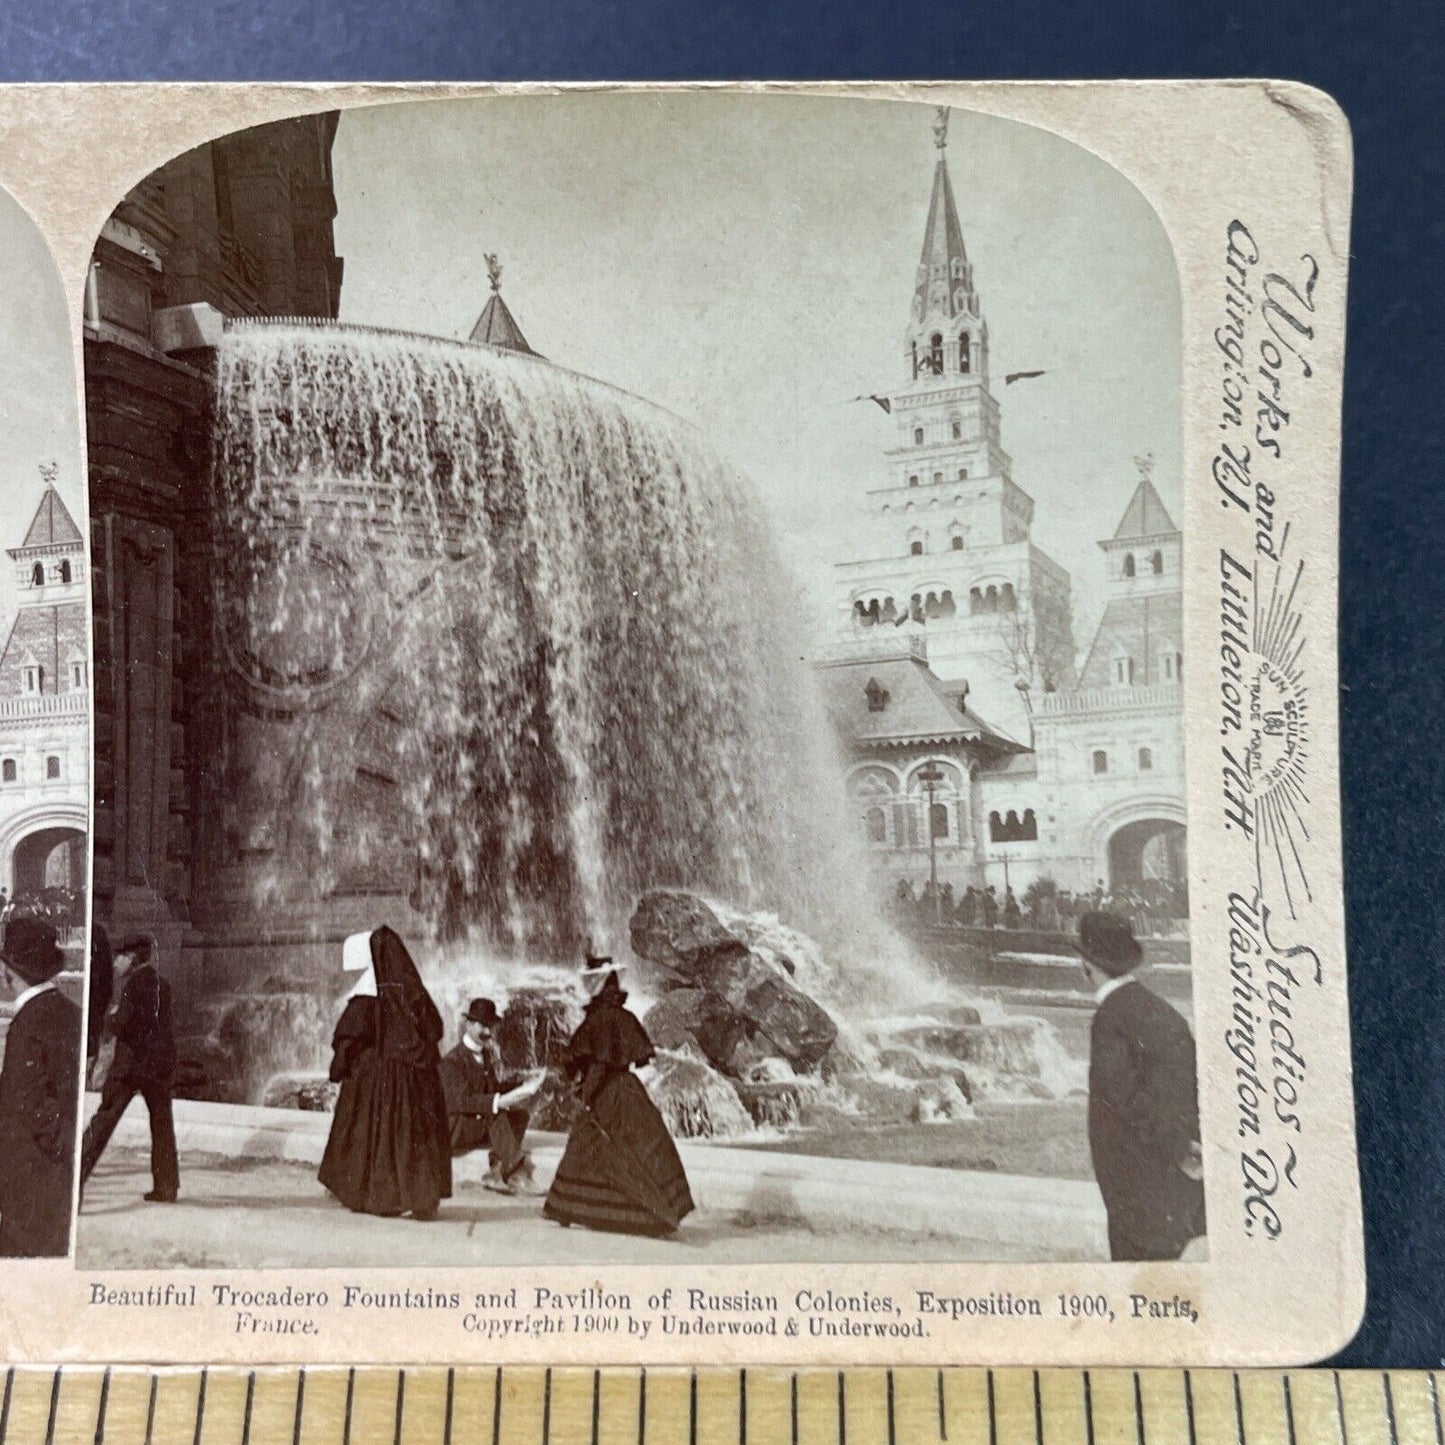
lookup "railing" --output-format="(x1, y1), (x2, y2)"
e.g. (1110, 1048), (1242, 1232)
(1036, 683), (1182, 714)
(0, 692), (89, 720)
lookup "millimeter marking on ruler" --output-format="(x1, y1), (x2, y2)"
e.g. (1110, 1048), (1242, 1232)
(6, 1367), (1445, 1445)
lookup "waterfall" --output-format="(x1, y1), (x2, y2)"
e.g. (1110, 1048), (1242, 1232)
(210, 322), (880, 975)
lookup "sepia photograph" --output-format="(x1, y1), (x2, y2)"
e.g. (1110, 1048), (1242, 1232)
(0, 181), (87, 1262)
(73, 91), (1204, 1272)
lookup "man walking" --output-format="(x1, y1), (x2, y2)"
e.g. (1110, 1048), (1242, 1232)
(0, 918), (81, 1255)
(438, 998), (543, 1195)
(80, 933), (179, 1204)
(1077, 911), (1205, 1260)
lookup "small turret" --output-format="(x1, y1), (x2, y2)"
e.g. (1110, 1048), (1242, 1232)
(469, 254), (539, 356)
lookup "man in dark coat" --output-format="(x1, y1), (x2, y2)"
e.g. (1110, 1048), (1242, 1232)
(438, 997), (543, 1195)
(1078, 911), (1205, 1260)
(79, 933), (179, 1203)
(0, 917), (81, 1255)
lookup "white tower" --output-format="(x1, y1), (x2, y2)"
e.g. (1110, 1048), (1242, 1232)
(834, 109), (1075, 744)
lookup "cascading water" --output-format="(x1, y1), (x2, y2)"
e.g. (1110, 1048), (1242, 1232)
(202, 320), (1077, 1124)
(211, 322), (899, 974)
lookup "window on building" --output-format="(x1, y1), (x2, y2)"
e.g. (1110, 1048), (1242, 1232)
(910, 540), (924, 556)
(951, 535), (964, 551)
(1092, 750), (1109, 775)
(908, 474), (919, 487)
(22, 664), (40, 695)
(865, 679), (889, 713)
(1000, 582), (1017, 612)
(1151, 550), (1164, 575)
(929, 333), (944, 372)
(932, 471), (943, 486)
(58, 559), (72, 584)
(30, 562), (43, 587)
(959, 334), (971, 373)
(951, 420), (962, 441)
(930, 802), (950, 841)
(864, 807), (887, 844)
(1161, 649), (1183, 682)
(969, 587), (984, 615)
(45, 756), (60, 779)
(958, 467), (968, 481)
(70, 659), (87, 689)
(914, 427), (925, 446)
(1113, 655), (1135, 686)
(1, 759), (14, 783)
(1123, 553), (1136, 579)
(989, 808), (1039, 843)
(1139, 747), (1154, 772)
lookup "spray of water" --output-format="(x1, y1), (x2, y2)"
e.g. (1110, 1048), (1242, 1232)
(205, 321), (1073, 1120)
(211, 323), (921, 987)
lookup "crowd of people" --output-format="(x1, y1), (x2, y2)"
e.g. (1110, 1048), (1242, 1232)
(0, 886), (85, 935)
(891, 875), (1188, 939)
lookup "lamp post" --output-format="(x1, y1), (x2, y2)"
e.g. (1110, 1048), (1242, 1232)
(917, 764), (946, 925)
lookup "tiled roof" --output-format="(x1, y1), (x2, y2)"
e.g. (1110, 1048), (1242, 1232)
(913, 157), (971, 323)
(13, 487), (82, 554)
(819, 652), (1025, 753)
(469, 293), (538, 356)
(1078, 592), (1184, 690)
(1111, 478), (1177, 540)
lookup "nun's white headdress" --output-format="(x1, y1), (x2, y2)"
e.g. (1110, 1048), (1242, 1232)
(342, 930), (377, 996)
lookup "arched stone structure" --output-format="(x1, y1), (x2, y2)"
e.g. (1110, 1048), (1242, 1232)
(1085, 796), (1187, 891)
(0, 802), (88, 895)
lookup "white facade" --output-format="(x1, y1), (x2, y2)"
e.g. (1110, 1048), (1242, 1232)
(832, 121), (1074, 748)
(0, 482), (89, 898)
(827, 120), (1186, 910)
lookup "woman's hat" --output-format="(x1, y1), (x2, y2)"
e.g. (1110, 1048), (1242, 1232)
(464, 997), (501, 1028)
(2, 917), (65, 985)
(1076, 911), (1143, 977)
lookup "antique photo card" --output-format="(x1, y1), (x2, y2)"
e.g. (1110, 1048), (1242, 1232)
(0, 81), (1358, 1365)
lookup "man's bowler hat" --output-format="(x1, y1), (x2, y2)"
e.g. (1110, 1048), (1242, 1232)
(1, 917), (64, 985)
(1076, 911), (1143, 977)
(465, 997), (501, 1028)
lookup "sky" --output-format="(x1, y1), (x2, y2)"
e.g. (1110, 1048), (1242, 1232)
(332, 91), (1182, 649)
(0, 185), (84, 623)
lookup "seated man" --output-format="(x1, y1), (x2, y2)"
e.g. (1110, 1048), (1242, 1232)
(439, 998), (543, 1195)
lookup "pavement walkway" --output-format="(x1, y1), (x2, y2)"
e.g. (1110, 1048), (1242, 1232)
(74, 1097), (1108, 1269)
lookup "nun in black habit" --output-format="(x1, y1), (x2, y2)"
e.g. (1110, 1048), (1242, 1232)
(318, 927), (452, 1220)
(543, 956), (694, 1237)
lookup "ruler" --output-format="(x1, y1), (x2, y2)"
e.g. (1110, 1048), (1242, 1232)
(0, 1367), (1437, 1444)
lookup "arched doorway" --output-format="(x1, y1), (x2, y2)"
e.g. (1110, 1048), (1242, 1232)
(1107, 818), (1187, 890)
(12, 826), (86, 894)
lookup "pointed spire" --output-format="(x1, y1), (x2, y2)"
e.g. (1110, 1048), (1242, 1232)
(1111, 464), (1178, 541)
(911, 108), (974, 327)
(469, 254), (539, 356)
(9, 466), (82, 558)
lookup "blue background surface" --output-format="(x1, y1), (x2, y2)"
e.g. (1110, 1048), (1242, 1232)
(1, 0), (1440, 1367)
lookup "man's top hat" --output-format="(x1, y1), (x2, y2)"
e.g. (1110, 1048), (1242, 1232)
(464, 997), (501, 1029)
(2, 917), (64, 986)
(1076, 911), (1143, 977)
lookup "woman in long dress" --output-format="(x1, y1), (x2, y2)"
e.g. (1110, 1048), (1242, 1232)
(318, 926), (452, 1220)
(543, 956), (694, 1237)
